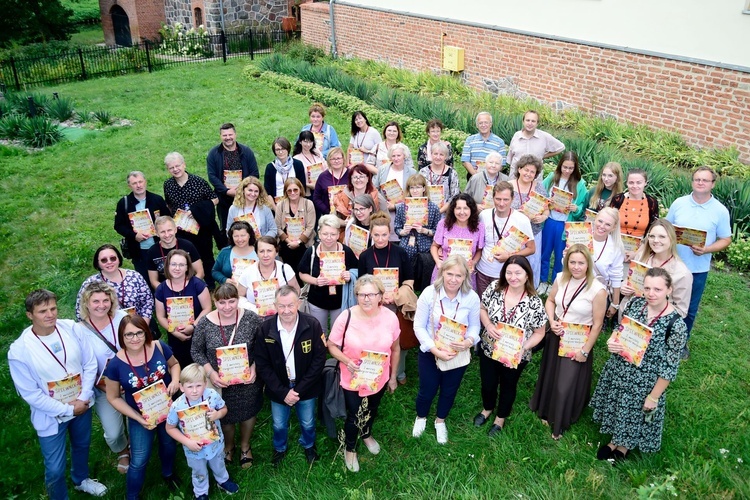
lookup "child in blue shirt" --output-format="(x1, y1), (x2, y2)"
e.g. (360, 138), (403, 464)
(166, 364), (239, 499)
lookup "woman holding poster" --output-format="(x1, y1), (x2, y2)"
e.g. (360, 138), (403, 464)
(191, 283), (264, 469)
(293, 130), (328, 196)
(155, 250), (212, 368)
(474, 256), (546, 436)
(237, 236), (300, 315)
(418, 142), (460, 214)
(590, 268), (687, 460)
(226, 177), (277, 238)
(343, 194), (376, 257)
(609, 168), (659, 260)
(430, 193), (484, 286)
(590, 208), (626, 322)
(212, 221), (259, 287)
(333, 164), (386, 221)
(275, 178), (316, 276)
(105, 315), (181, 500)
(529, 244), (607, 439)
(372, 144), (417, 241)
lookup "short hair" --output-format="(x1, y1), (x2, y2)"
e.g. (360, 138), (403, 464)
(283, 177), (305, 198)
(25, 289), (57, 313)
(117, 314), (154, 347)
(692, 165), (717, 182)
(293, 130), (321, 157)
(425, 119), (444, 133)
(627, 168), (648, 183)
(644, 267), (673, 289)
(93, 244), (123, 271)
(492, 180), (515, 197)
(434, 255), (472, 295)
(164, 151), (184, 166)
(382, 121), (403, 142)
(405, 173), (428, 194)
(562, 243), (595, 289)
(431, 141), (449, 157)
(388, 143), (409, 160)
(523, 110), (539, 121)
(352, 193), (375, 211)
(347, 164), (375, 193)
(79, 281), (118, 321)
(272, 137), (292, 155)
(485, 151), (504, 167)
(179, 363), (208, 384)
(476, 111), (493, 125)
(275, 284), (300, 300)
(228, 221), (256, 248)
(308, 103), (326, 117)
(514, 154), (543, 177)
(220, 123), (235, 132)
(154, 215), (176, 230)
(318, 214), (341, 231)
(213, 282), (239, 301)
(354, 274), (385, 296)
(164, 249), (195, 280)
(494, 255), (536, 296)
(256, 235), (279, 252)
(327, 147), (345, 163)
(127, 171), (145, 183)
(369, 211), (391, 230)
(445, 193), (480, 232)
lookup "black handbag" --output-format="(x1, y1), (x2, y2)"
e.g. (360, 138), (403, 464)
(321, 310), (351, 438)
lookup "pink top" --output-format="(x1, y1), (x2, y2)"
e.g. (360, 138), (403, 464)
(329, 307), (400, 396)
(431, 219), (485, 282)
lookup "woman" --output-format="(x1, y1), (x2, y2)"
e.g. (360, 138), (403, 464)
(529, 244), (607, 439)
(155, 249), (212, 368)
(510, 155), (550, 288)
(373, 143), (418, 241)
(293, 130), (328, 196)
(367, 121), (414, 172)
(412, 255), (480, 443)
(619, 219), (692, 318)
(394, 174), (441, 292)
(237, 236), (300, 314)
(332, 163), (386, 221)
(465, 152), (509, 210)
(191, 283), (264, 468)
(348, 111), (381, 168)
(609, 168), (659, 255)
(264, 137), (306, 204)
(591, 268), (688, 459)
(104, 315), (181, 500)
(417, 119), (453, 170)
(591, 208), (626, 322)
(226, 177), (277, 238)
(539, 151), (588, 289)
(583, 162), (624, 213)
(313, 147), (350, 219)
(75, 244), (153, 322)
(212, 221), (259, 287)
(76, 281), (130, 473)
(300, 102), (340, 158)
(328, 275), (401, 472)
(298, 215), (359, 334)
(275, 178), (316, 272)
(419, 142), (460, 214)
(475, 256), (546, 435)
(343, 194), (376, 255)
(430, 193), (484, 285)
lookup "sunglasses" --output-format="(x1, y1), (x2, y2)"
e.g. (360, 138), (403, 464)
(99, 256), (118, 263)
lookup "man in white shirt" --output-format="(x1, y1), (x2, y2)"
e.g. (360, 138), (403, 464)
(506, 110), (565, 179)
(8, 289), (106, 499)
(476, 182), (536, 297)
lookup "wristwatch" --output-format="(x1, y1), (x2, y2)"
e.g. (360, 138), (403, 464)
(580, 350), (589, 358)
(610, 304), (619, 310)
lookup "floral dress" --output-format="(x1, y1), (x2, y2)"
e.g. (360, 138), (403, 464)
(590, 297), (687, 452)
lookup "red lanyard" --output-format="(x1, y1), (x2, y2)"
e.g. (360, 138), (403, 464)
(561, 279), (587, 318)
(373, 244), (391, 268)
(90, 316), (116, 348)
(502, 288), (526, 323)
(124, 345), (150, 389)
(331, 168), (345, 186)
(159, 240), (179, 260)
(219, 310), (239, 346)
(302, 152), (316, 164)
(33, 327), (68, 373)
(492, 209), (512, 241)
(642, 302), (670, 327)
(594, 237), (608, 263)
(246, 201), (257, 214)
(440, 298), (460, 320)
(169, 276), (189, 297)
(650, 255), (674, 268)
(429, 165), (447, 185)
(355, 127), (368, 149)
(515, 180), (533, 200)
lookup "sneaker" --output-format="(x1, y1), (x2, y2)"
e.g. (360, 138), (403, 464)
(435, 421), (448, 444)
(195, 495), (209, 500)
(271, 450), (286, 467)
(363, 437), (380, 455)
(74, 478), (107, 497)
(217, 479), (239, 494)
(304, 446), (320, 464)
(344, 451), (359, 472)
(412, 417), (426, 438)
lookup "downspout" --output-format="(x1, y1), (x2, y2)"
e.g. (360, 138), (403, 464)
(329, 0), (338, 58)
(218, 0), (226, 33)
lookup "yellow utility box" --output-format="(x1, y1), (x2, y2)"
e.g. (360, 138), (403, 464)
(442, 46), (465, 72)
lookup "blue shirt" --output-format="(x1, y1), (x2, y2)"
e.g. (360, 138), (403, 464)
(301, 122), (341, 158)
(461, 133), (507, 166)
(104, 340), (174, 410)
(666, 194), (731, 273)
(167, 387), (225, 460)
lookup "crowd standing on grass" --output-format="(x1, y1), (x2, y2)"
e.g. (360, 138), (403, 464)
(8, 106), (733, 498)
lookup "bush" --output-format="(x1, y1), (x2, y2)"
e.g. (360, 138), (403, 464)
(0, 114), (26, 140)
(62, 0), (101, 25)
(18, 116), (64, 148)
(45, 96), (75, 121)
(92, 109), (114, 127)
(725, 237), (750, 272)
(157, 23), (212, 58)
(4, 92), (50, 117)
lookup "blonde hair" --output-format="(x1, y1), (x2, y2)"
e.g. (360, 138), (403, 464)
(588, 162), (624, 210)
(354, 274), (386, 296)
(234, 176), (272, 209)
(596, 207), (625, 254)
(369, 211), (391, 230)
(180, 363), (208, 384)
(433, 255), (472, 295)
(80, 281), (118, 321)
(635, 219), (681, 263)
(318, 214), (341, 231)
(561, 244), (595, 289)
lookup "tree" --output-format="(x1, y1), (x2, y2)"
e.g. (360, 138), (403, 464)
(0, 0), (75, 48)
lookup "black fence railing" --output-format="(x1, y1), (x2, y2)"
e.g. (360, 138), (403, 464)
(0, 30), (299, 90)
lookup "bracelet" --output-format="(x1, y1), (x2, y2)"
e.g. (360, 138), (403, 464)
(646, 395), (659, 404)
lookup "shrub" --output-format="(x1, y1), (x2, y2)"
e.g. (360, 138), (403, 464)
(725, 237), (750, 272)
(4, 92), (50, 117)
(18, 116), (64, 148)
(278, 40), (326, 64)
(157, 23), (212, 58)
(45, 96), (75, 121)
(73, 109), (91, 125)
(92, 109), (114, 127)
(0, 114), (27, 140)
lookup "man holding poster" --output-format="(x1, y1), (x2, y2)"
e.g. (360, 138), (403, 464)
(8, 289), (107, 498)
(666, 166), (731, 359)
(255, 286), (326, 467)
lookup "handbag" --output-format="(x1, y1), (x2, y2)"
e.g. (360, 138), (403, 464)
(119, 195), (131, 259)
(397, 308), (419, 350)
(298, 244), (317, 314)
(321, 310), (351, 438)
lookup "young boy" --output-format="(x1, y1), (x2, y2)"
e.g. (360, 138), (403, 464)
(166, 364), (239, 499)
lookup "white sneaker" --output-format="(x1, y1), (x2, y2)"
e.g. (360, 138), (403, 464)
(363, 437), (380, 455)
(412, 417), (426, 438)
(344, 451), (360, 472)
(75, 478), (107, 497)
(435, 421), (448, 444)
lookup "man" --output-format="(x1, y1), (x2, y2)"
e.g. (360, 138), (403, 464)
(476, 182), (536, 297)
(506, 110), (565, 179)
(206, 123), (259, 230)
(666, 166), (731, 359)
(114, 171), (171, 285)
(461, 111), (506, 181)
(8, 290), (107, 499)
(255, 286), (326, 467)
(147, 216), (204, 290)
(164, 152), (221, 289)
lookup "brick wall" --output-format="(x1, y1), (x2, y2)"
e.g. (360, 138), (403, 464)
(100, 0), (164, 44)
(301, 3), (750, 162)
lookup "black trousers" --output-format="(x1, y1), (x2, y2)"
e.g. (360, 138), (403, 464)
(479, 348), (528, 419)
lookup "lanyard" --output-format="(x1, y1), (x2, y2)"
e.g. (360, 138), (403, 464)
(159, 240), (179, 261)
(649, 254), (674, 268)
(492, 209), (512, 242)
(186, 395), (204, 408)
(642, 302), (670, 327)
(258, 262), (278, 281)
(515, 180), (533, 200)
(124, 345), (150, 389)
(594, 237), (608, 263)
(169, 276), (189, 297)
(331, 168), (345, 186)
(90, 316), (116, 349)
(561, 279), (587, 318)
(219, 310), (239, 346)
(483, 170), (499, 187)
(33, 327), (68, 373)
(429, 164), (447, 185)
(502, 288), (526, 323)
(372, 244), (391, 268)
(101, 270), (127, 308)
(440, 298), (460, 320)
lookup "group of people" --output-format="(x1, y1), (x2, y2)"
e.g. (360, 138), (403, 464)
(9, 106), (732, 499)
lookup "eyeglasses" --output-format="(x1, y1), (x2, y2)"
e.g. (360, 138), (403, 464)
(329, 156), (344, 163)
(357, 292), (381, 301)
(123, 331), (146, 340)
(353, 207), (370, 213)
(99, 256), (118, 263)
(287, 188), (300, 193)
(169, 263), (188, 268)
(351, 175), (368, 181)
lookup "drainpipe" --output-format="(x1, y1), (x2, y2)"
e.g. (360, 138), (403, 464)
(329, 0), (337, 58)
(218, 0), (226, 33)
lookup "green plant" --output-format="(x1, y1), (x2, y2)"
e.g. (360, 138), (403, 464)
(157, 22), (212, 58)
(0, 114), (27, 140)
(44, 96), (75, 121)
(4, 92), (50, 117)
(725, 236), (750, 272)
(73, 109), (91, 124)
(18, 116), (63, 147)
(92, 109), (114, 127)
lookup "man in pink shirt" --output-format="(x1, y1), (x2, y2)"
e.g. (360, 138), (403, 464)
(507, 110), (565, 179)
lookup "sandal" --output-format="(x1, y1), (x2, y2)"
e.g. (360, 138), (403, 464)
(224, 448), (234, 467)
(116, 452), (130, 474)
(240, 448), (254, 469)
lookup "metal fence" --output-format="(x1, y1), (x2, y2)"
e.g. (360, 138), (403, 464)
(0, 30), (299, 90)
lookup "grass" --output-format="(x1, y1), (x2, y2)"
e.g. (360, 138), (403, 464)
(70, 24), (105, 46)
(0, 58), (748, 499)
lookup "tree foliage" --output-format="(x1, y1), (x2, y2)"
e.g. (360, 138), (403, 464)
(0, 0), (75, 48)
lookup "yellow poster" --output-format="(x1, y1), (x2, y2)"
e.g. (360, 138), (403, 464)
(252, 278), (279, 316)
(174, 209), (200, 235)
(216, 345), (252, 385)
(348, 225), (369, 258)
(380, 178), (405, 205)
(133, 380), (170, 426)
(446, 238), (473, 262)
(305, 162), (325, 186)
(404, 198), (429, 226)
(177, 401), (221, 445)
(165, 296), (194, 333)
(550, 186), (573, 214)
(489, 322), (525, 369)
(673, 225), (708, 247)
(495, 226), (530, 254)
(557, 322), (591, 358)
(613, 315), (653, 367)
(233, 211), (260, 239)
(626, 260), (651, 297)
(47, 373), (82, 404)
(319, 250), (346, 285)
(564, 221), (594, 254)
(349, 351), (388, 392)
(223, 170), (242, 189)
(128, 209), (157, 237)
(521, 190), (549, 218)
(373, 268), (399, 294)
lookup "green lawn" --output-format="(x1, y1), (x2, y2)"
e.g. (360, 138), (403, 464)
(70, 25), (105, 46)
(0, 58), (748, 499)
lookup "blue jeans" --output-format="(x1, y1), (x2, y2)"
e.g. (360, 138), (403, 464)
(540, 219), (566, 284)
(38, 408), (93, 500)
(127, 418), (177, 500)
(271, 397), (317, 452)
(415, 350), (469, 420)
(685, 271), (708, 336)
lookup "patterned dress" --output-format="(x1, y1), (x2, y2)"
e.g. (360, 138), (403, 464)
(590, 297), (687, 452)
